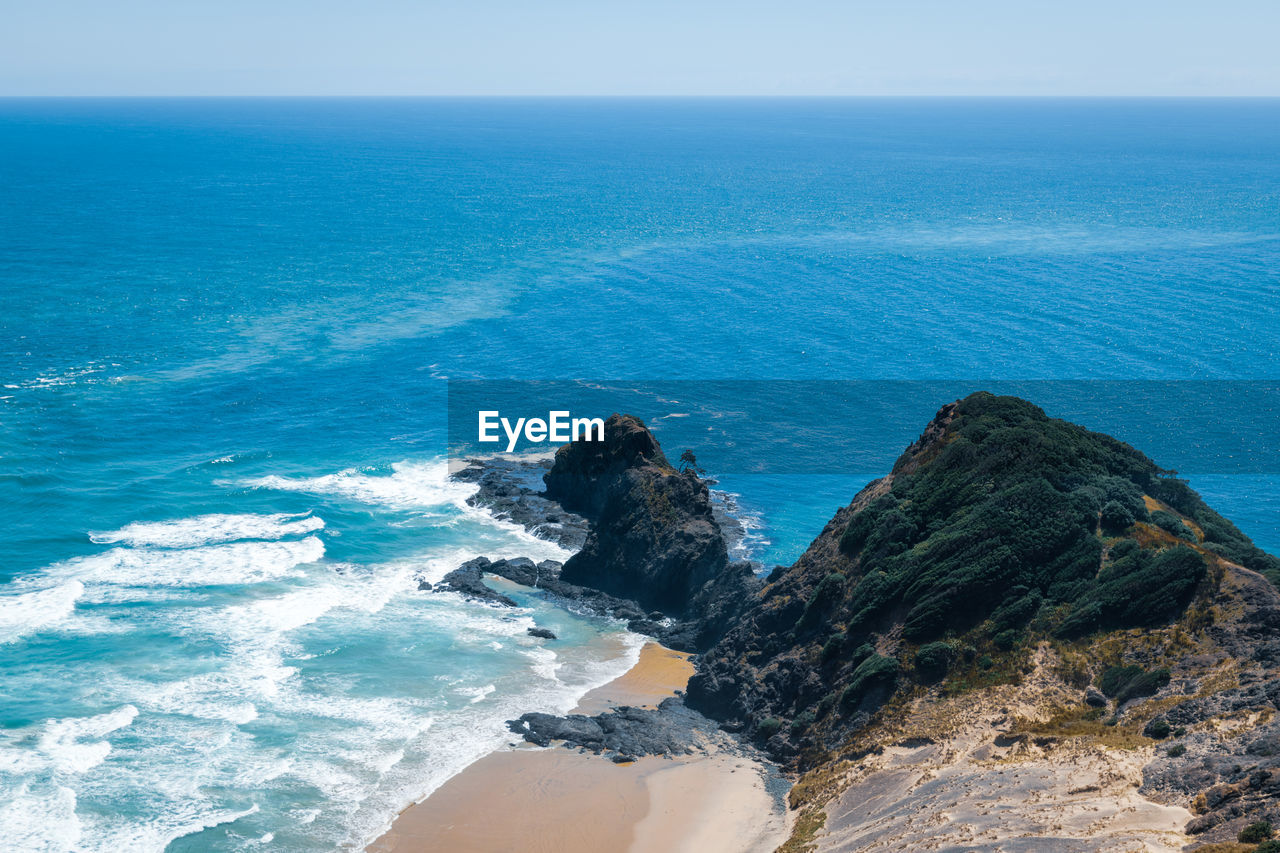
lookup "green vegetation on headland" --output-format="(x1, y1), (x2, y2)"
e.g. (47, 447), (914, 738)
(687, 393), (1280, 789)
(833, 392), (1275, 651)
(467, 394), (1280, 849)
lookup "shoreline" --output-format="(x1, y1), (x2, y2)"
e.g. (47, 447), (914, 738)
(367, 642), (791, 853)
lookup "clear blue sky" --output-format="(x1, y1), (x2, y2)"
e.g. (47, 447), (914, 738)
(4, 0), (1278, 96)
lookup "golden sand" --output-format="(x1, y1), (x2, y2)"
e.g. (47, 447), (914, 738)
(367, 642), (788, 853)
(573, 641), (694, 714)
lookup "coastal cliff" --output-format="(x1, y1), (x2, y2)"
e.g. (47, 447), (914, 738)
(449, 413), (759, 652)
(686, 392), (1280, 850)
(545, 413), (758, 646)
(451, 394), (1280, 850)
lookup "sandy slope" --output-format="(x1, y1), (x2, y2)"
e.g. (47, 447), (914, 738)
(814, 646), (1193, 852)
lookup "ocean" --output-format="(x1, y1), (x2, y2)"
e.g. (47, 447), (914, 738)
(2, 97), (1279, 851)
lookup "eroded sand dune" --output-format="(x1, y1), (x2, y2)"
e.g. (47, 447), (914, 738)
(815, 647), (1193, 852)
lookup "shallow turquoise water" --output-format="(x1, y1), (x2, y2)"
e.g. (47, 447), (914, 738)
(2, 97), (1279, 851)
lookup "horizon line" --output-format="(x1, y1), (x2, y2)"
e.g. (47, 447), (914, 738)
(3, 93), (1280, 100)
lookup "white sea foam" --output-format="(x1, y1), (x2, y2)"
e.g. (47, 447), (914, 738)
(245, 459), (574, 569)
(48, 537), (324, 593)
(143, 677), (261, 725)
(0, 785), (82, 853)
(521, 645), (561, 681)
(149, 563), (420, 720)
(245, 460), (475, 512)
(194, 563), (417, 650)
(0, 580), (84, 644)
(89, 803), (261, 853)
(350, 630), (647, 850)
(453, 684), (496, 704)
(89, 512), (324, 548)
(0, 454), (639, 853)
(38, 705), (139, 774)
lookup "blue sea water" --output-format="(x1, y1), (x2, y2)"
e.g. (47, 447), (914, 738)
(2, 97), (1280, 851)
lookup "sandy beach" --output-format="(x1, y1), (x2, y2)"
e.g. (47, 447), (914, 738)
(368, 642), (790, 853)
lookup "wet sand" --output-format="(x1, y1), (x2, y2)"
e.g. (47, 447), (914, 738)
(572, 641), (694, 714)
(367, 642), (789, 853)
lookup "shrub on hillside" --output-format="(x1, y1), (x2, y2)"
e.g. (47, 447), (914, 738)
(820, 632), (845, 664)
(1057, 546), (1206, 637)
(1097, 475), (1150, 522)
(1098, 664), (1144, 697)
(914, 641), (958, 681)
(1150, 476), (1280, 583)
(991, 587), (1043, 632)
(1098, 664), (1171, 705)
(840, 653), (898, 708)
(1150, 509), (1196, 541)
(797, 572), (846, 629)
(1143, 718), (1172, 739)
(1239, 820), (1274, 843)
(1100, 500), (1135, 533)
(827, 393), (1249, 661)
(848, 642), (875, 668)
(755, 717), (783, 742)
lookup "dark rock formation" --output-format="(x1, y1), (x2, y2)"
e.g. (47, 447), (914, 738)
(542, 413), (671, 517)
(449, 414), (761, 651)
(1143, 716), (1280, 838)
(457, 556), (649, 624)
(427, 558), (518, 607)
(527, 627), (557, 640)
(543, 413), (761, 648)
(506, 697), (728, 760)
(454, 458), (590, 551)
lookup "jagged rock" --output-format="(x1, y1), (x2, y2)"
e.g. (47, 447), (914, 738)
(542, 413), (761, 648)
(506, 697), (721, 758)
(453, 416), (762, 651)
(429, 552), (696, 650)
(455, 459), (591, 550)
(428, 557), (518, 607)
(527, 627), (557, 640)
(542, 413), (670, 517)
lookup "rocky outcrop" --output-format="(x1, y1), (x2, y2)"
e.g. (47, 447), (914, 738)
(448, 417), (761, 651)
(454, 459), (590, 550)
(543, 413), (671, 517)
(683, 392), (1280, 847)
(449, 413), (761, 651)
(426, 558), (518, 607)
(507, 698), (709, 760)
(438, 555), (654, 626)
(545, 414), (756, 633)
